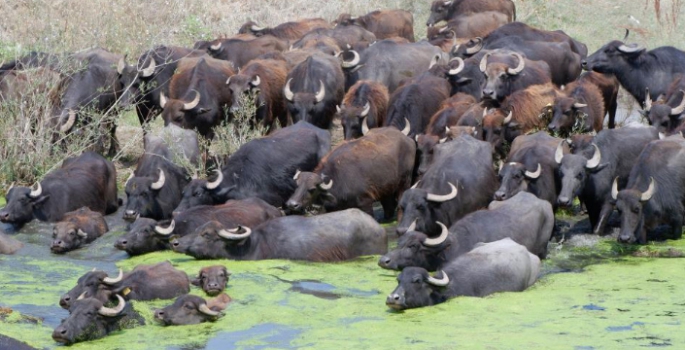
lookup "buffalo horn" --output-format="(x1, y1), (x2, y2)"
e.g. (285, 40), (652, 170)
(497, 160), (504, 174)
(443, 1), (453, 6)
(502, 110), (513, 124)
(250, 24), (265, 32)
(125, 172), (134, 186)
(671, 90), (685, 115)
(98, 294), (126, 317)
(206, 169), (223, 190)
(60, 110), (76, 133)
(439, 136), (447, 144)
(448, 57), (465, 75)
(77, 291), (87, 300)
(336, 105), (342, 113)
(452, 44), (460, 54)
(617, 44), (643, 53)
(159, 92), (168, 108)
(554, 140), (565, 164)
(401, 118), (411, 136)
(293, 170), (301, 180)
(77, 229), (88, 238)
(199, 303), (221, 316)
(140, 57), (156, 77)
(573, 102), (587, 109)
(465, 37), (483, 55)
(29, 182), (42, 198)
(182, 90), (201, 110)
(225, 77), (231, 85)
(428, 54), (440, 69)
(7, 182), (14, 192)
(659, 132), (666, 140)
(611, 177), (619, 200)
(150, 169), (166, 190)
(407, 218), (417, 232)
(251, 75), (261, 87)
(209, 42), (222, 51)
(423, 221), (449, 246)
(315, 80), (326, 103)
(361, 116), (370, 135)
(411, 181), (420, 189)
(644, 88), (653, 111)
(154, 220), (176, 236)
(360, 102), (371, 117)
(585, 144), (602, 169)
(341, 50), (360, 68)
(525, 163), (542, 179)
(116, 56), (126, 75)
(218, 226), (252, 240)
(426, 270), (450, 287)
(623, 29), (630, 41)
(426, 182), (457, 202)
(284, 78), (294, 101)
(479, 52), (490, 73)
(641, 177), (655, 201)
(507, 53), (525, 75)
(103, 269), (124, 285)
(319, 177), (333, 190)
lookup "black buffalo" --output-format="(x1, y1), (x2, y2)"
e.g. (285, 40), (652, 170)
(396, 135), (497, 236)
(191, 266), (231, 296)
(181, 209), (387, 261)
(381, 191), (553, 271)
(0, 152), (119, 229)
(154, 294), (230, 326)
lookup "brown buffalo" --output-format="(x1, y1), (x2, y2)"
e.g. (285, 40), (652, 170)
(425, 93), (478, 137)
(335, 10), (415, 42)
(427, 11), (508, 41)
(155, 293), (231, 326)
(226, 58), (288, 131)
(238, 18), (330, 41)
(337, 80), (389, 140)
(191, 266), (231, 296)
(550, 76), (606, 135)
(51, 207), (108, 254)
(480, 51), (553, 104)
(290, 33), (341, 55)
(427, 0), (516, 25)
(161, 56), (235, 138)
(483, 83), (558, 157)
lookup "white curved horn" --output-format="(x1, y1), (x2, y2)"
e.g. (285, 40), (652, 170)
(154, 220), (176, 236)
(160, 92), (168, 109)
(407, 218), (417, 232)
(206, 169), (223, 190)
(585, 144), (602, 169)
(314, 80), (326, 103)
(573, 102), (587, 109)
(360, 102), (370, 117)
(250, 24), (265, 31)
(140, 57), (156, 77)
(479, 53), (490, 73)
(117, 57), (126, 75)
(671, 90), (685, 115)
(423, 221), (449, 246)
(102, 269), (124, 285)
(361, 116), (370, 135)
(293, 170), (301, 180)
(182, 90), (201, 110)
(400, 118), (411, 136)
(77, 229), (88, 238)
(199, 303), (221, 316)
(448, 57), (464, 75)
(60, 110), (76, 133)
(555, 140), (565, 164)
(502, 110), (513, 124)
(98, 294), (126, 317)
(77, 291), (87, 300)
(644, 89), (653, 111)
(29, 182), (42, 198)
(525, 163), (542, 179)
(507, 53), (525, 75)
(319, 177), (333, 190)
(209, 42), (222, 51)
(426, 182), (458, 202)
(284, 78), (294, 101)
(341, 50), (360, 68)
(251, 75), (261, 87)
(125, 172), (134, 186)
(217, 226), (252, 240)
(150, 169), (166, 190)
(611, 177), (619, 200)
(426, 270), (450, 287)
(641, 177), (655, 201)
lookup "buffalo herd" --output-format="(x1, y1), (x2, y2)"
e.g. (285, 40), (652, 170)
(3, 0), (685, 345)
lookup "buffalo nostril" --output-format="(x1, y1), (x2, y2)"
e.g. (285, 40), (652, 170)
(548, 125), (557, 131)
(393, 294), (400, 301)
(494, 192), (505, 200)
(63, 296), (70, 301)
(120, 240), (127, 245)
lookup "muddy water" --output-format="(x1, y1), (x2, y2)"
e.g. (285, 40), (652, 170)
(2, 202), (685, 349)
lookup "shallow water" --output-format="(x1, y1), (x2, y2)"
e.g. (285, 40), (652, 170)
(1, 204), (685, 349)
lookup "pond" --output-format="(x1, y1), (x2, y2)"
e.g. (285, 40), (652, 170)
(1, 204), (685, 349)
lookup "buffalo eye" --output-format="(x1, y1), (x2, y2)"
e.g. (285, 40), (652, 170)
(494, 128), (501, 135)
(185, 303), (194, 310)
(661, 121), (669, 127)
(86, 311), (94, 317)
(632, 206), (640, 214)
(514, 173), (522, 180)
(576, 173), (583, 180)
(412, 276), (421, 283)
(69, 230), (76, 236)
(307, 187), (316, 193)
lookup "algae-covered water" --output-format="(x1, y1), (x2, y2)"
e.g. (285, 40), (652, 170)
(1, 205), (685, 349)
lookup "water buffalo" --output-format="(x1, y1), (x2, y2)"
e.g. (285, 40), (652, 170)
(385, 238), (540, 310)
(50, 48), (123, 156)
(238, 18), (330, 41)
(381, 191), (553, 271)
(161, 56), (235, 138)
(0, 152), (119, 229)
(335, 10), (415, 42)
(181, 209), (387, 261)
(341, 40), (447, 93)
(52, 295), (143, 345)
(612, 137), (685, 244)
(284, 53), (345, 129)
(191, 266), (231, 296)
(154, 293), (231, 326)
(51, 207), (108, 254)
(123, 126), (198, 221)
(642, 75), (685, 134)
(291, 33), (342, 55)
(116, 198), (282, 256)
(557, 127), (658, 234)
(298, 26), (376, 51)
(426, 0), (516, 25)
(583, 34), (685, 107)
(424, 93), (478, 137)
(0, 230), (23, 254)
(59, 262), (190, 309)
(494, 132), (568, 208)
(337, 80), (389, 140)
(550, 74), (607, 135)
(226, 58), (288, 131)
(116, 46), (207, 126)
(397, 135), (497, 236)
(203, 35), (287, 69)
(480, 51), (552, 104)
(286, 127), (415, 219)
(427, 11), (509, 41)
(482, 83), (557, 157)
(173, 121), (330, 211)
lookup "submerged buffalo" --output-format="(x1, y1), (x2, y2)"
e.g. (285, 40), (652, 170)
(154, 293), (231, 326)
(51, 207), (108, 254)
(60, 262), (189, 309)
(385, 238), (540, 310)
(192, 266), (231, 296)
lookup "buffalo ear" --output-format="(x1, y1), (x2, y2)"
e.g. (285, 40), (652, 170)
(191, 277), (201, 286)
(31, 195), (50, 206)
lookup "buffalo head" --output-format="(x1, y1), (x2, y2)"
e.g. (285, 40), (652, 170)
(338, 102), (372, 140)
(226, 74), (262, 116)
(191, 265), (231, 296)
(284, 78), (328, 124)
(114, 218), (174, 255)
(60, 268), (124, 309)
(50, 221), (90, 254)
(184, 221), (250, 259)
(285, 171), (334, 213)
(123, 169), (168, 221)
(426, 0), (454, 27)
(494, 162), (542, 201)
(396, 183), (458, 236)
(53, 295), (129, 345)
(173, 171), (229, 215)
(379, 221), (450, 271)
(0, 183), (46, 227)
(582, 40), (646, 74)
(643, 89), (685, 133)
(613, 177), (655, 244)
(556, 141), (603, 207)
(481, 52), (526, 103)
(386, 268), (450, 310)
(550, 96), (590, 134)
(116, 55), (156, 108)
(415, 134), (447, 176)
(154, 294), (225, 326)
